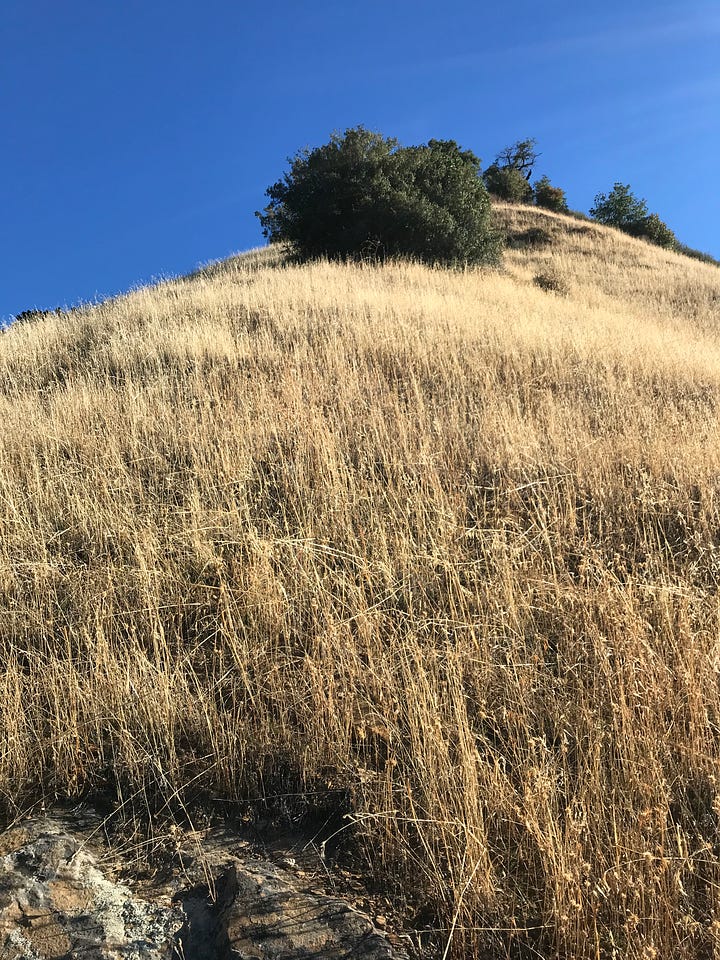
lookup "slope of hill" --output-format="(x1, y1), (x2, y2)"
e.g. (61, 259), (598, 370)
(1, 206), (720, 958)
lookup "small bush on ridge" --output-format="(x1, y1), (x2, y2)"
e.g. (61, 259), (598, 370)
(590, 182), (648, 228)
(534, 175), (568, 212)
(676, 244), (720, 267)
(590, 183), (679, 250)
(624, 213), (677, 250)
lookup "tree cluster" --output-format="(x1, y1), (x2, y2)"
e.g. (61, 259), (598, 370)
(258, 129), (695, 266)
(478, 141), (678, 251)
(481, 138), (569, 212)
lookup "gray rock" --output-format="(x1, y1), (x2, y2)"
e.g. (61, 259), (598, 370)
(0, 818), (181, 959)
(0, 815), (409, 960)
(174, 857), (402, 959)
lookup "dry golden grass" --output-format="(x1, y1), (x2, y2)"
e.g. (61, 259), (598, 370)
(1, 205), (720, 957)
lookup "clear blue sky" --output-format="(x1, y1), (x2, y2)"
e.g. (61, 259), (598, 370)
(2, 0), (719, 321)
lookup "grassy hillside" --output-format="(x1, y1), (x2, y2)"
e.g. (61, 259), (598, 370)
(2, 206), (720, 957)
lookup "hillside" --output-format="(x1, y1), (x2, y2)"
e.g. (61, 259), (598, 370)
(1, 205), (720, 958)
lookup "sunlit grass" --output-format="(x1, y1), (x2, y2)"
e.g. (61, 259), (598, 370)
(1, 209), (720, 956)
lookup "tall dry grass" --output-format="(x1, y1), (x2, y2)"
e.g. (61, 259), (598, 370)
(1, 207), (720, 957)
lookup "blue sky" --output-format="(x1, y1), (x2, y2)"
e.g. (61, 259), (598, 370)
(1, 0), (718, 321)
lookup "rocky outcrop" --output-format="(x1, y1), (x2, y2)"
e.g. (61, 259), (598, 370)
(0, 814), (409, 959)
(0, 817), (179, 959)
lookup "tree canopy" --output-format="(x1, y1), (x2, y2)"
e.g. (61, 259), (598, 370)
(256, 127), (500, 266)
(494, 138), (539, 179)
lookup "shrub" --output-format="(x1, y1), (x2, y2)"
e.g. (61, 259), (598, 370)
(676, 244), (720, 267)
(624, 213), (677, 250)
(483, 164), (533, 202)
(590, 183), (648, 228)
(533, 270), (568, 294)
(256, 127), (500, 266)
(590, 184), (677, 250)
(533, 176), (568, 212)
(13, 308), (62, 325)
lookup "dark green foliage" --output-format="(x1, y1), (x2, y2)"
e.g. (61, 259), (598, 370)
(483, 164), (533, 202)
(533, 270), (568, 294)
(483, 138), (538, 202)
(589, 183), (648, 228)
(590, 183), (679, 250)
(257, 128), (394, 261)
(676, 244), (720, 267)
(13, 308), (63, 324)
(624, 213), (677, 250)
(256, 127), (500, 266)
(381, 138), (501, 265)
(533, 176), (568, 212)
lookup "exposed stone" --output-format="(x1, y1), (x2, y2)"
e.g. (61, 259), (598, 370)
(177, 857), (402, 959)
(0, 814), (409, 960)
(0, 818), (180, 959)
